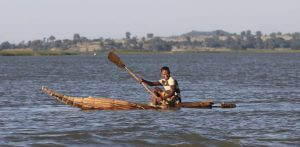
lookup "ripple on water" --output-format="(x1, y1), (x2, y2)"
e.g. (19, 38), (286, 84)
(1, 54), (300, 146)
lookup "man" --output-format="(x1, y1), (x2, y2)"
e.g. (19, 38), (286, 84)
(140, 66), (181, 107)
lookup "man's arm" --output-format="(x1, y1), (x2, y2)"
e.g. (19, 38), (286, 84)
(140, 79), (161, 86)
(166, 78), (176, 99)
(166, 85), (176, 98)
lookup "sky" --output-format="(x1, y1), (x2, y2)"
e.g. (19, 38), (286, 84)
(0, 0), (299, 43)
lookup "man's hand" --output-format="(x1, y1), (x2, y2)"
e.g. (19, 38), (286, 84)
(138, 78), (144, 84)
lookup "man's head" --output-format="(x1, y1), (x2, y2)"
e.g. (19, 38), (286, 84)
(160, 66), (170, 80)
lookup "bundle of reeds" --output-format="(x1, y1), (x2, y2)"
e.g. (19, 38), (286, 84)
(41, 87), (216, 110)
(41, 87), (157, 110)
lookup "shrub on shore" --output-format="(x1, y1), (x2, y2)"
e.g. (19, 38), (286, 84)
(0, 49), (79, 56)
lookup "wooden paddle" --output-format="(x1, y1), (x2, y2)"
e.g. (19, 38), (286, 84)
(108, 51), (159, 99)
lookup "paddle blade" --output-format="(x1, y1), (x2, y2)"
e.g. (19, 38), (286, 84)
(108, 51), (125, 68)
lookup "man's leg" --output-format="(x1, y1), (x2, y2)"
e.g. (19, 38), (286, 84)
(150, 87), (163, 105)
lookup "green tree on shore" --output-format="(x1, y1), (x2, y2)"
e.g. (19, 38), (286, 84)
(0, 41), (12, 50)
(2, 30), (300, 52)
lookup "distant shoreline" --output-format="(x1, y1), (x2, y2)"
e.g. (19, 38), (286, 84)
(171, 48), (300, 53)
(1, 48), (300, 56)
(102, 48), (300, 54)
(0, 49), (79, 56)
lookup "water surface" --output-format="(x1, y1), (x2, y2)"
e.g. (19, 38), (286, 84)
(0, 53), (300, 146)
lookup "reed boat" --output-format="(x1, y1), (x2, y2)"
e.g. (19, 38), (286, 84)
(42, 87), (235, 110)
(41, 52), (236, 110)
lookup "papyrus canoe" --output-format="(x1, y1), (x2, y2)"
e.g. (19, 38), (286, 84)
(41, 87), (215, 110)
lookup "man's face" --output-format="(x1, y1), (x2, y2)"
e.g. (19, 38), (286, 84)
(161, 70), (170, 80)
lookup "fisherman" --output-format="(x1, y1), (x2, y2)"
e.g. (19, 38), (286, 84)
(140, 66), (181, 107)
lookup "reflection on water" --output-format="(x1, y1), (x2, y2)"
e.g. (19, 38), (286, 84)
(0, 53), (300, 146)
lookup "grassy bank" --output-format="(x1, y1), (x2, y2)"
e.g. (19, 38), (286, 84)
(1, 48), (300, 56)
(242, 49), (300, 53)
(0, 49), (79, 56)
(111, 49), (170, 54)
(171, 48), (300, 54)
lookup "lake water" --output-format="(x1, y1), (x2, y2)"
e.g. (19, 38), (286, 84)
(0, 52), (299, 146)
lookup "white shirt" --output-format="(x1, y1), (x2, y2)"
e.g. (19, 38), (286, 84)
(159, 77), (178, 92)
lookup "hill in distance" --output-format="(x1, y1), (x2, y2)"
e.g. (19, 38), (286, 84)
(179, 30), (231, 37)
